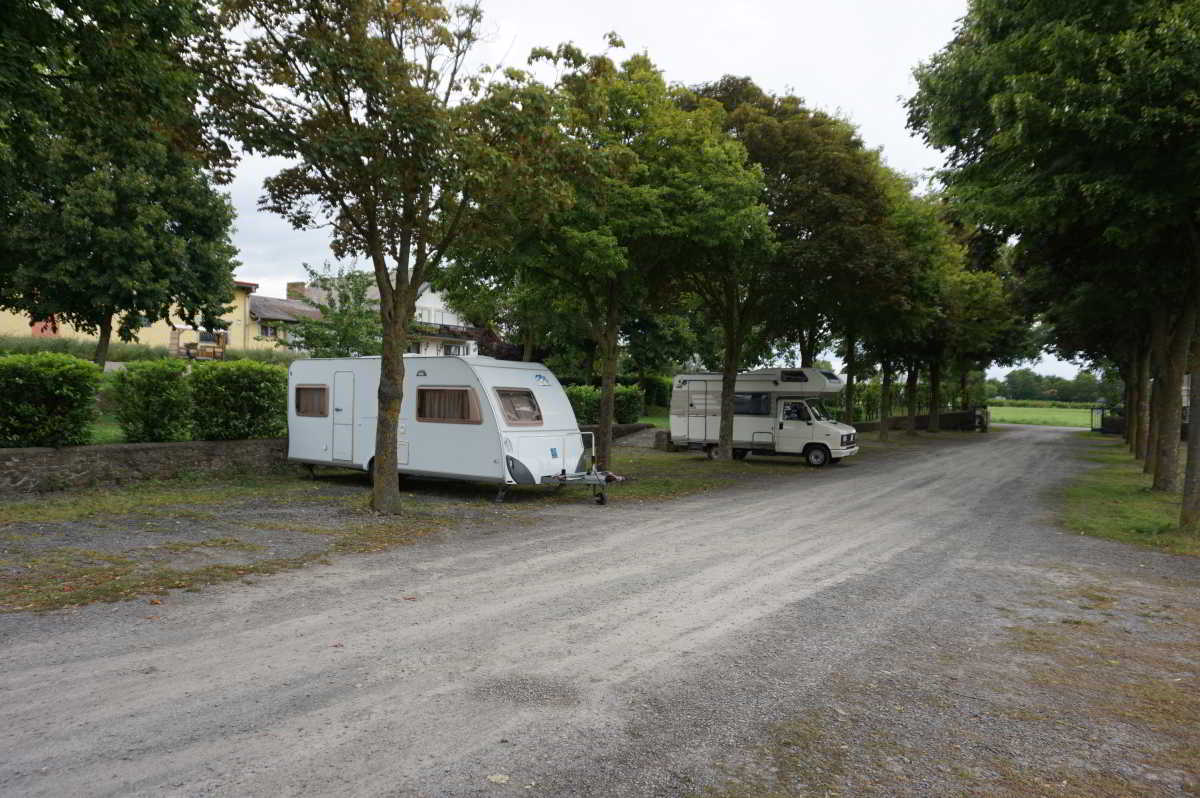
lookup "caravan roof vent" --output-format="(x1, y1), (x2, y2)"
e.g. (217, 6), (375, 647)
(820, 371), (841, 382)
(780, 370), (809, 382)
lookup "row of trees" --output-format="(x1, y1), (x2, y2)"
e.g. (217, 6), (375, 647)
(3, 0), (1033, 514)
(989, 368), (1122, 406)
(909, 0), (1200, 533)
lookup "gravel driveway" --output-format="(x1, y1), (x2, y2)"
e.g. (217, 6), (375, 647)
(1, 426), (1197, 797)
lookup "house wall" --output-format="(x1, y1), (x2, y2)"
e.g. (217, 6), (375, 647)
(0, 286), (256, 353)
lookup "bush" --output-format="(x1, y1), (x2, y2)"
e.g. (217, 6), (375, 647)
(640, 375), (672, 408)
(110, 360), (193, 442)
(0, 335), (170, 362)
(565, 385), (600, 425)
(225, 348), (304, 365)
(564, 384), (645, 425)
(0, 352), (101, 447)
(189, 360), (287, 440)
(614, 385), (645, 424)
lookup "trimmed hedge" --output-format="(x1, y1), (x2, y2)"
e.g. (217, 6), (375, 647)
(565, 384), (645, 425)
(0, 352), (101, 447)
(110, 360), (193, 442)
(0, 334), (170, 362)
(641, 375), (672, 408)
(189, 360), (288, 440)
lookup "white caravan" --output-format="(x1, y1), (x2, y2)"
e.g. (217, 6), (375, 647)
(288, 355), (611, 501)
(669, 367), (859, 466)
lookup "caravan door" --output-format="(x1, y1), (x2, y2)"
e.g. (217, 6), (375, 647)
(777, 399), (814, 454)
(332, 371), (354, 462)
(687, 380), (713, 441)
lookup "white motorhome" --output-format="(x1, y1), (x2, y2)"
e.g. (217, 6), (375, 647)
(670, 367), (859, 466)
(288, 355), (609, 501)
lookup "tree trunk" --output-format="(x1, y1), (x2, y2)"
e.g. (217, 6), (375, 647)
(800, 325), (818, 367)
(521, 328), (534, 362)
(716, 311), (740, 460)
(959, 369), (970, 412)
(843, 333), (857, 424)
(1152, 297), (1197, 492)
(879, 362), (893, 442)
(93, 315), (114, 366)
(905, 364), (920, 436)
(1144, 319), (1168, 476)
(1124, 355), (1136, 451)
(371, 291), (410, 514)
(1181, 334), (1199, 532)
(594, 283), (620, 471)
(1135, 344), (1152, 460)
(928, 357), (943, 433)
(1145, 371), (1162, 477)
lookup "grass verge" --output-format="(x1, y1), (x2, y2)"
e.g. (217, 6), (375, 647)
(638, 405), (669, 429)
(989, 405), (1091, 427)
(1063, 435), (1198, 556)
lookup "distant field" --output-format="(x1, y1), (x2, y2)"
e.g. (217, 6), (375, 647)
(988, 405), (1091, 428)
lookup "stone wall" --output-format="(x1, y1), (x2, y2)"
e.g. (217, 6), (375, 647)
(852, 410), (978, 433)
(0, 438), (288, 495)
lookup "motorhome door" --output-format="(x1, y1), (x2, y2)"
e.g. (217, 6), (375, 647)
(687, 380), (712, 441)
(332, 371), (354, 462)
(777, 399), (814, 455)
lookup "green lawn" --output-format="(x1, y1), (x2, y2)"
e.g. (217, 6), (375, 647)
(90, 412), (125, 444)
(1063, 433), (1197, 556)
(988, 405), (1092, 427)
(638, 405), (669, 428)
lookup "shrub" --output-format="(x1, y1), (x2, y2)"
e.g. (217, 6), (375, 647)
(987, 399), (1096, 409)
(640, 375), (672, 408)
(565, 385), (600, 425)
(0, 352), (101, 447)
(189, 360), (288, 440)
(0, 335), (170, 362)
(110, 360), (193, 442)
(614, 385), (645, 424)
(224, 348), (304, 365)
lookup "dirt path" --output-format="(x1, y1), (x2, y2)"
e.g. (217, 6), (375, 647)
(1, 427), (1197, 797)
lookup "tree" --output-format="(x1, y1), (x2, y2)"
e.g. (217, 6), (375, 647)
(211, 0), (567, 512)
(0, 0), (237, 364)
(279, 264), (382, 357)
(909, 0), (1200, 515)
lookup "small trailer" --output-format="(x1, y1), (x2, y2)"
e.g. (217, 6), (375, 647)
(287, 355), (617, 503)
(669, 367), (860, 466)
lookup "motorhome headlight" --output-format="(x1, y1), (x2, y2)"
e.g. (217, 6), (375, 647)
(841, 433), (856, 446)
(505, 455), (536, 485)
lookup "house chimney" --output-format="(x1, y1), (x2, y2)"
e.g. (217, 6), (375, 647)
(287, 281), (307, 300)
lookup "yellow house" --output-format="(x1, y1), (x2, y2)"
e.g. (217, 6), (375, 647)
(0, 281), (262, 358)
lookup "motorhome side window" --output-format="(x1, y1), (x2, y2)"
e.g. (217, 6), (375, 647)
(495, 388), (543, 426)
(733, 392), (771, 416)
(416, 387), (481, 424)
(782, 402), (811, 421)
(295, 385), (328, 417)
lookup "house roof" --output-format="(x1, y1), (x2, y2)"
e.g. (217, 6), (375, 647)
(249, 295), (321, 323)
(235, 280), (259, 291)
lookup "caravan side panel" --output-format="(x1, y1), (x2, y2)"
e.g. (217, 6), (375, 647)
(400, 358), (504, 482)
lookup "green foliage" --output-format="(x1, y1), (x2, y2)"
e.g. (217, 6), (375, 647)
(0, 0), (237, 362)
(566, 385), (645, 425)
(640, 376), (672, 408)
(110, 360), (192, 442)
(224, 349), (304, 366)
(0, 335), (170, 362)
(188, 361), (287, 441)
(0, 353), (101, 447)
(987, 399), (1097, 409)
(278, 264), (382, 357)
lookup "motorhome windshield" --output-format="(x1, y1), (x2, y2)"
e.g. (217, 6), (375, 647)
(806, 401), (829, 421)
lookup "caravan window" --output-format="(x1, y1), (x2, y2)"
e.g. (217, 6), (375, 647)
(495, 388), (543, 426)
(295, 385), (328, 417)
(416, 387), (482, 424)
(733, 392), (771, 416)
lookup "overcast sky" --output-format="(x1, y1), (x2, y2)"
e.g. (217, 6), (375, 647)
(227, 0), (1078, 378)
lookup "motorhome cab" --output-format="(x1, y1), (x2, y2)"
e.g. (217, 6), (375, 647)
(287, 355), (594, 496)
(669, 367), (859, 466)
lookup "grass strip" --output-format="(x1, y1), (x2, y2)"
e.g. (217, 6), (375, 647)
(1063, 434), (1197, 556)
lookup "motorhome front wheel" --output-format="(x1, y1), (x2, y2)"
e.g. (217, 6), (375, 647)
(805, 446), (830, 467)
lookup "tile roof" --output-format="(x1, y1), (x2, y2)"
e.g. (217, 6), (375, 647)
(249, 295), (322, 323)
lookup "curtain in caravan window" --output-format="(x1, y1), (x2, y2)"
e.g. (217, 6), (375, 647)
(417, 388), (479, 423)
(496, 389), (542, 425)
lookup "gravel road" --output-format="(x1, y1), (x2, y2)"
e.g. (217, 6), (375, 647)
(2, 426), (1197, 797)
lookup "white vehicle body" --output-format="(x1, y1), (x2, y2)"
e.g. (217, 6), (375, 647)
(669, 367), (859, 463)
(287, 355), (588, 486)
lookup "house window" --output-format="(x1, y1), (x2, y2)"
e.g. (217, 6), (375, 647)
(416, 387), (481, 424)
(495, 388), (543, 426)
(442, 343), (465, 356)
(408, 341), (423, 354)
(261, 324), (278, 339)
(295, 385), (328, 417)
